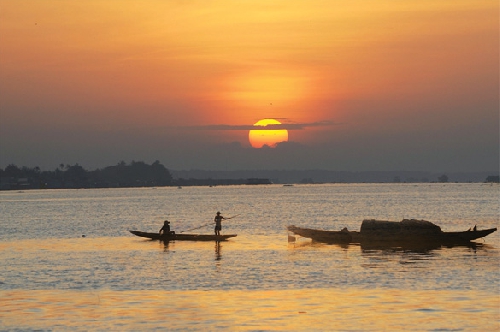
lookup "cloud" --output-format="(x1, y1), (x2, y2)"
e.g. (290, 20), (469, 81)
(182, 120), (339, 131)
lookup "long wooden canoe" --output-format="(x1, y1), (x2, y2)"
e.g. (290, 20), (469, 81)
(288, 219), (497, 247)
(129, 230), (237, 241)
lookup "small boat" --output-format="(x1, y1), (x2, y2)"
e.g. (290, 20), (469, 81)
(129, 230), (237, 242)
(288, 219), (497, 247)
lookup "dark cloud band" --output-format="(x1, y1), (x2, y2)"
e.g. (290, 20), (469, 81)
(185, 120), (337, 131)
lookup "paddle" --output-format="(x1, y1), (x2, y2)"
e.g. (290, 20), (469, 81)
(179, 214), (240, 233)
(180, 221), (214, 233)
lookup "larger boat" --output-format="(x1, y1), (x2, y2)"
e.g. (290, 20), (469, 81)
(288, 219), (497, 247)
(129, 230), (237, 242)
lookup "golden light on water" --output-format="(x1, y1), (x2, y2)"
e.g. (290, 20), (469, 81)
(249, 118), (289, 148)
(2, 289), (498, 331)
(1, 185), (499, 331)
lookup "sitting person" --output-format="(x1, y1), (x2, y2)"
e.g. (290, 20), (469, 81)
(159, 220), (175, 235)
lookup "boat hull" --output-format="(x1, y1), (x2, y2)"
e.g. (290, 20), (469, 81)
(129, 230), (237, 242)
(288, 220), (497, 248)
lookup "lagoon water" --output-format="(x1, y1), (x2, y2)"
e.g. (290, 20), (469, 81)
(1, 183), (499, 331)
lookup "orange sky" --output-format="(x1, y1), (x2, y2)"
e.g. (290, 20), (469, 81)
(0, 0), (498, 171)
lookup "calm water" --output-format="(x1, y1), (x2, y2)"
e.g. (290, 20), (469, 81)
(1, 184), (499, 331)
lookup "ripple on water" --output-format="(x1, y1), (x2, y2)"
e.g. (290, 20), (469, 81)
(1, 289), (499, 331)
(0, 184), (498, 330)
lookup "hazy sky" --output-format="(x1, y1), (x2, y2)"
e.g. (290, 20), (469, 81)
(1, 0), (498, 172)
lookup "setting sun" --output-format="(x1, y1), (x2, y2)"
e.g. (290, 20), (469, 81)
(249, 119), (289, 148)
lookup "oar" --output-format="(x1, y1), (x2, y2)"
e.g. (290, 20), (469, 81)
(180, 214), (240, 233)
(180, 221), (214, 233)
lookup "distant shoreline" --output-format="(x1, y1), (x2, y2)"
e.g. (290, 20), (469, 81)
(171, 170), (499, 185)
(1, 162), (498, 190)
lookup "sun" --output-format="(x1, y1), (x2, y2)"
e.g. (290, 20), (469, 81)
(249, 119), (289, 148)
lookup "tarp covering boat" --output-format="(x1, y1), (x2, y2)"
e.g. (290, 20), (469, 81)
(360, 219), (442, 233)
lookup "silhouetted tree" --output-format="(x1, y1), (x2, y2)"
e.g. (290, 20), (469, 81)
(485, 175), (499, 183)
(438, 174), (449, 183)
(4, 164), (22, 177)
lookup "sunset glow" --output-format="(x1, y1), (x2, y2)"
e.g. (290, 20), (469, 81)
(0, 0), (497, 171)
(249, 119), (289, 148)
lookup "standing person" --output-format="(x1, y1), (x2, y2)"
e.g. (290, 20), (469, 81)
(214, 211), (225, 236)
(159, 220), (175, 235)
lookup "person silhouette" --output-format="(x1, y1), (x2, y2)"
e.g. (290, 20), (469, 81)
(159, 220), (175, 235)
(214, 212), (225, 236)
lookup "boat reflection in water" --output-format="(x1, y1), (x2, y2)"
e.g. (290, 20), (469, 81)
(158, 237), (224, 261)
(215, 241), (222, 261)
(290, 236), (489, 253)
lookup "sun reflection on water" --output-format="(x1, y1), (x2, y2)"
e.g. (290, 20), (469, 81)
(1, 289), (499, 331)
(1, 184), (498, 330)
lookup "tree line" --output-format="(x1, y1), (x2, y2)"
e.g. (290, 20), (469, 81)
(0, 160), (173, 190)
(1, 161), (498, 190)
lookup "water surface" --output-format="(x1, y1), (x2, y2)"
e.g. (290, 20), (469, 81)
(1, 184), (499, 331)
